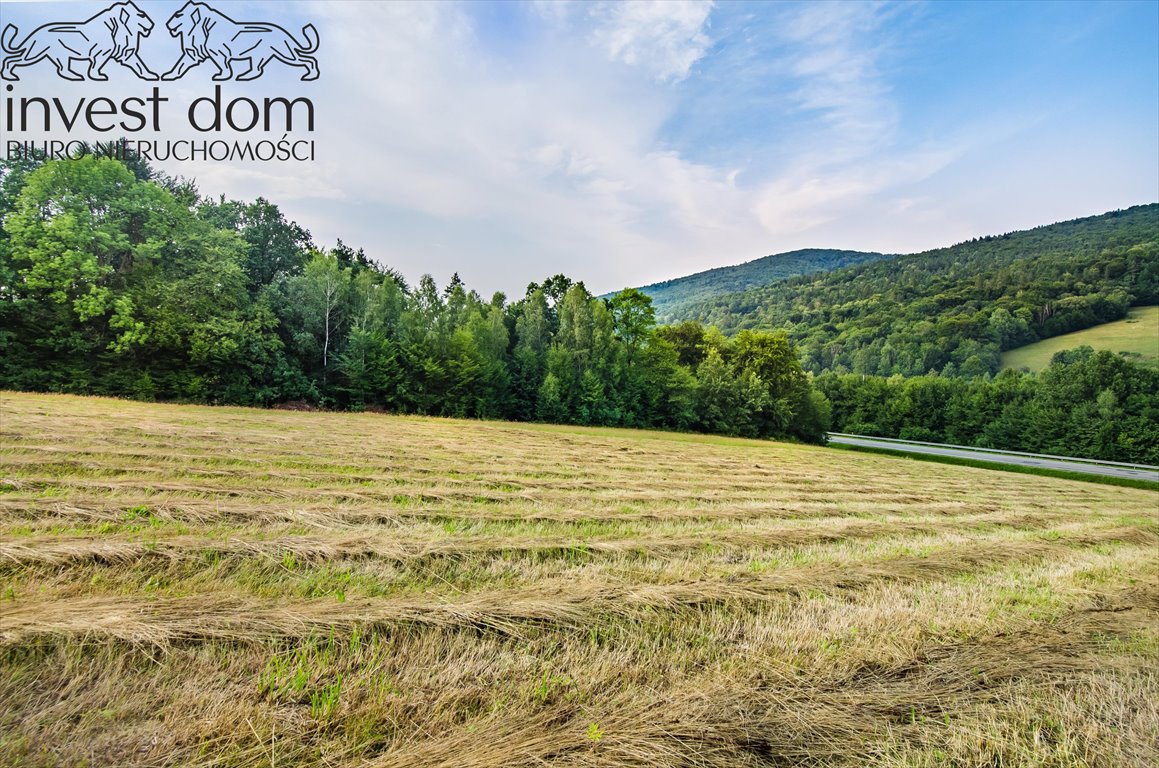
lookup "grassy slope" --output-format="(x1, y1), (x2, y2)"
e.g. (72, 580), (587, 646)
(1001, 305), (1159, 371)
(621, 249), (892, 321)
(1, 392), (1157, 767)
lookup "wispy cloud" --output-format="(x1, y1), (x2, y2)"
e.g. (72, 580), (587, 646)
(252, 1), (973, 289)
(753, 144), (962, 235)
(587, 0), (714, 82)
(272, 0), (747, 289)
(780, 2), (897, 142)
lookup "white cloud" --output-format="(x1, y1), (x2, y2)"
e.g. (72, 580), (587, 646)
(776, 2), (900, 164)
(753, 145), (963, 235)
(256, 1), (966, 293)
(184, 0), (977, 294)
(272, 0), (753, 292)
(0, 1), (968, 292)
(587, 0), (714, 82)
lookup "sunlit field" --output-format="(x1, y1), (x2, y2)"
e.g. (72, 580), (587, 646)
(1, 392), (1157, 767)
(1001, 305), (1159, 371)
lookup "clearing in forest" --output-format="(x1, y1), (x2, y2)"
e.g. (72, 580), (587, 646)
(1001, 305), (1159, 371)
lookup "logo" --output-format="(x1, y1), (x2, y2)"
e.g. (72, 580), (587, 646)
(0, 1), (320, 82)
(1, 1), (159, 81)
(3, 1), (322, 164)
(161, 2), (319, 82)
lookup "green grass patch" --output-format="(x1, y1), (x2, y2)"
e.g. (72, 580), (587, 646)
(1001, 305), (1159, 371)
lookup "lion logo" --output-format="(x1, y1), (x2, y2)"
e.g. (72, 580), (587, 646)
(161, 2), (319, 82)
(0, 1), (159, 81)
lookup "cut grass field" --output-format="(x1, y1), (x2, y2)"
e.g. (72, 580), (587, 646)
(1001, 305), (1159, 371)
(1, 391), (1157, 767)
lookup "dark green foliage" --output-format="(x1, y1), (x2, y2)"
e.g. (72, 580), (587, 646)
(619, 248), (893, 322)
(197, 196), (313, 292)
(817, 347), (1159, 464)
(667, 205), (1159, 377)
(0, 157), (828, 444)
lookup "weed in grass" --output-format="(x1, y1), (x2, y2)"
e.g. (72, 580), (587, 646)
(310, 676), (342, 722)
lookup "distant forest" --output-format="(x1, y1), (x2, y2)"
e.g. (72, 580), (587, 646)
(630, 248), (893, 321)
(1, 153), (1156, 463)
(666, 205), (1159, 378)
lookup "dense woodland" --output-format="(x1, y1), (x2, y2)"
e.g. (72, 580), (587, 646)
(817, 348), (1159, 464)
(668, 205), (1159, 378)
(0, 155), (828, 443)
(2, 154), (1156, 462)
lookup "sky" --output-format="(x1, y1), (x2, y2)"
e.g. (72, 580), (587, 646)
(2, 0), (1157, 297)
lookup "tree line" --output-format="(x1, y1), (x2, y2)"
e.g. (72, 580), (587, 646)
(0, 155), (828, 443)
(816, 347), (1159, 464)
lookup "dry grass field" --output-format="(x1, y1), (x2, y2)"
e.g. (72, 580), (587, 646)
(1, 391), (1157, 767)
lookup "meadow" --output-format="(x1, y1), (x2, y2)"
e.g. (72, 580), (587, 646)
(1001, 305), (1159, 371)
(1, 391), (1157, 767)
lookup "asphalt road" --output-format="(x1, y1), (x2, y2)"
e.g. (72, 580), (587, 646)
(827, 434), (1159, 483)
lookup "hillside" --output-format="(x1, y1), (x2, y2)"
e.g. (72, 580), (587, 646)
(2, 391), (1158, 767)
(1001, 305), (1159, 371)
(667, 204), (1159, 377)
(624, 249), (893, 322)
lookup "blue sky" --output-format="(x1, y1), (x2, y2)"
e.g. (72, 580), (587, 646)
(3, 0), (1157, 296)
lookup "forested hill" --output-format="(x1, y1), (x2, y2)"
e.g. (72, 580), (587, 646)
(667, 205), (1159, 377)
(626, 249), (892, 322)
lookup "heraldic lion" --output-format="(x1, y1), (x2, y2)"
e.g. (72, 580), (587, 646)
(162, 2), (319, 82)
(0, 1), (159, 81)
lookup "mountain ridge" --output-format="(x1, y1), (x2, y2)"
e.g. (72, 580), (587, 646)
(611, 248), (894, 321)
